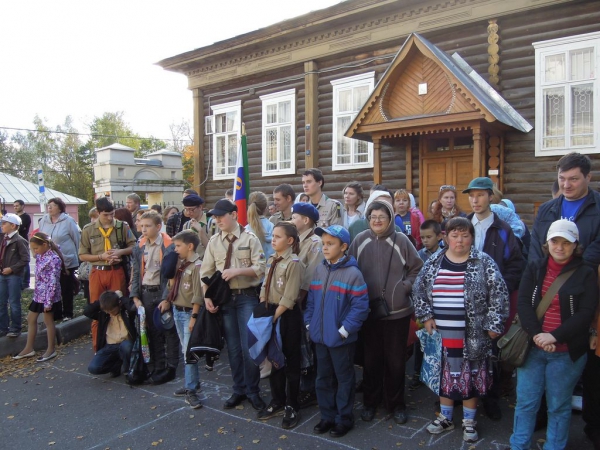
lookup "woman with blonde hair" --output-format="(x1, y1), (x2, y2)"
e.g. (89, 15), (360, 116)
(341, 181), (365, 229)
(246, 191), (274, 262)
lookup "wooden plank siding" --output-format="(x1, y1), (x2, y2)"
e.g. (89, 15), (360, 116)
(191, 0), (600, 223)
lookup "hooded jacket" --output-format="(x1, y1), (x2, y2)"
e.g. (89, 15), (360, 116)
(304, 254), (369, 348)
(349, 201), (423, 320)
(38, 213), (81, 268)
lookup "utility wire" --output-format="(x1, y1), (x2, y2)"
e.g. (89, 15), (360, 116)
(0, 126), (193, 143)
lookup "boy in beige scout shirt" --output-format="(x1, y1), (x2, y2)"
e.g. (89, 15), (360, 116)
(200, 199), (266, 411)
(257, 222), (305, 429)
(168, 230), (204, 409)
(301, 168), (343, 228)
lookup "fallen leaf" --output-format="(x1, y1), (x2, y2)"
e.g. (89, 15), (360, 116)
(7, 415), (14, 419)
(76, 436), (84, 440)
(151, 442), (159, 446)
(48, 443), (55, 446)
(235, 404), (244, 410)
(253, 439), (260, 443)
(279, 435), (287, 440)
(150, 406), (157, 410)
(189, 415), (194, 418)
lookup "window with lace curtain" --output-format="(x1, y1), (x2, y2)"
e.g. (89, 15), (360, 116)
(211, 101), (240, 179)
(260, 89), (295, 176)
(331, 72), (375, 170)
(534, 32), (600, 156)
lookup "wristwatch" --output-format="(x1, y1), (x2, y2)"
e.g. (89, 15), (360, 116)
(191, 313), (198, 319)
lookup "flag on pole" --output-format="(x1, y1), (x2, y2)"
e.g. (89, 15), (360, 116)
(233, 129), (250, 226)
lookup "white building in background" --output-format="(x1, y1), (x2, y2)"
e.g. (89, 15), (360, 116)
(93, 143), (185, 207)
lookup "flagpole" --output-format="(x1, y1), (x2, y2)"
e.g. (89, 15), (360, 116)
(233, 122), (250, 226)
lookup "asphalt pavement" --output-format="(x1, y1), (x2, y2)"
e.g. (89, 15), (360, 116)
(0, 336), (590, 450)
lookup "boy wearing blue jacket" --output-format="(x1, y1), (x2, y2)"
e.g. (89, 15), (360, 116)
(304, 225), (369, 438)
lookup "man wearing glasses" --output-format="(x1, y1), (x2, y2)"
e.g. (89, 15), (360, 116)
(181, 194), (209, 258)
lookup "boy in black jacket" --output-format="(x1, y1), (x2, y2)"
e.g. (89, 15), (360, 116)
(0, 213), (30, 338)
(85, 290), (136, 377)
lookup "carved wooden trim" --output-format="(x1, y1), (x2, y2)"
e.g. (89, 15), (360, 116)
(487, 19), (500, 87)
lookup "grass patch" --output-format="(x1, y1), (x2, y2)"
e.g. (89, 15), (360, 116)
(19, 290), (87, 332)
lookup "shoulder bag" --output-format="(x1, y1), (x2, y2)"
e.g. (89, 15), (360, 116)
(367, 233), (397, 321)
(498, 268), (576, 367)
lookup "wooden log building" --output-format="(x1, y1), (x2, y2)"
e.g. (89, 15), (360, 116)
(158, 0), (600, 224)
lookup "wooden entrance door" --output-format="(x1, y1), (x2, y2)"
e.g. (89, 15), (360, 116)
(422, 154), (473, 216)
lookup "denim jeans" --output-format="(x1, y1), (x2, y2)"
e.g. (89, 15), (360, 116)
(88, 340), (133, 375)
(173, 307), (200, 392)
(0, 274), (23, 333)
(510, 347), (587, 450)
(315, 342), (356, 427)
(221, 293), (260, 398)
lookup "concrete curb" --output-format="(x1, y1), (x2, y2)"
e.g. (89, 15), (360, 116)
(0, 316), (90, 358)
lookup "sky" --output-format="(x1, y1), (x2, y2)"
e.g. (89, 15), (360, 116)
(0, 0), (341, 143)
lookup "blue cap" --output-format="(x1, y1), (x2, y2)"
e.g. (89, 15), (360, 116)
(291, 202), (319, 224)
(181, 194), (205, 206)
(153, 307), (175, 332)
(315, 224), (350, 246)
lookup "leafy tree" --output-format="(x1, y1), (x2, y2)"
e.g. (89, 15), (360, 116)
(87, 111), (141, 153)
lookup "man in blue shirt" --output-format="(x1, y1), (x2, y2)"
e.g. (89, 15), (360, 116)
(529, 152), (600, 449)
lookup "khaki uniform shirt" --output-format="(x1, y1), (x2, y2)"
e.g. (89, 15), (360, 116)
(297, 228), (324, 291)
(79, 220), (136, 264)
(173, 253), (204, 309)
(200, 224), (266, 290)
(142, 234), (162, 286)
(314, 194), (343, 228)
(269, 211), (292, 226)
(259, 247), (305, 310)
(182, 213), (207, 259)
(106, 314), (129, 345)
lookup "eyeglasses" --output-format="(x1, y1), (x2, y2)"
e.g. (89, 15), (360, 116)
(184, 206), (199, 212)
(440, 185), (456, 191)
(368, 215), (389, 222)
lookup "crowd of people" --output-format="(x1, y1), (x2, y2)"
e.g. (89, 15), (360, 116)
(1, 153), (599, 448)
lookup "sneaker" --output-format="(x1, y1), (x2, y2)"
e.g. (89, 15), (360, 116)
(174, 387), (187, 397)
(462, 419), (478, 442)
(257, 401), (285, 420)
(185, 391), (203, 409)
(282, 406), (300, 429)
(426, 413), (455, 434)
(7, 331), (21, 338)
(298, 390), (318, 409)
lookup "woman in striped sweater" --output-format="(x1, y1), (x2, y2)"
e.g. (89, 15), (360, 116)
(413, 217), (509, 443)
(509, 219), (598, 450)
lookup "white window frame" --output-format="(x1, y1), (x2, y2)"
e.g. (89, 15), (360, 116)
(534, 32), (600, 157)
(331, 72), (375, 171)
(211, 100), (241, 180)
(260, 89), (296, 176)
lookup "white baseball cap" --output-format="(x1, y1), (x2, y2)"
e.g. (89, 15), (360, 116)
(547, 219), (579, 243)
(1, 213), (22, 226)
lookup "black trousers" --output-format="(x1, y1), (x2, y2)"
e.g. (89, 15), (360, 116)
(583, 349), (600, 428)
(269, 306), (302, 410)
(362, 315), (410, 412)
(141, 290), (179, 371)
(53, 267), (77, 320)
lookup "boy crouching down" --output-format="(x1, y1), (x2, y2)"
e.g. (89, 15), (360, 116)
(85, 290), (135, 377)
